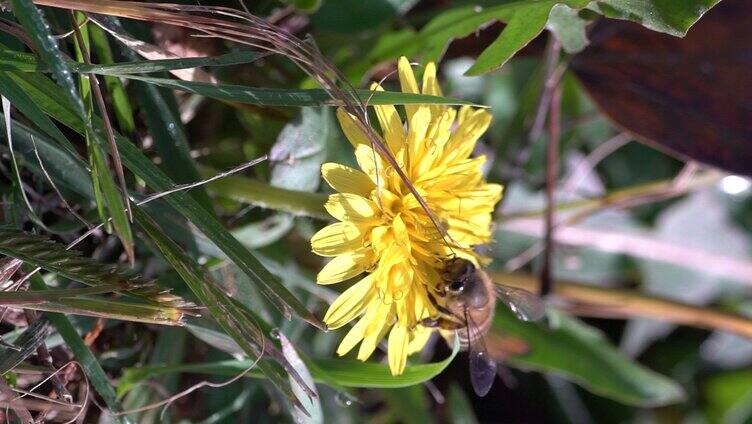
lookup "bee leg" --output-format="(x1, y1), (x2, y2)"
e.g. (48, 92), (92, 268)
(426, 291), (456, 317)
(421, 317), (440, 328)
(422, 317), (464, 331)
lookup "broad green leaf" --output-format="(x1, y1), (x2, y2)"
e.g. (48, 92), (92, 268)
(408, 0), (589, 76)
(547, 3), (590, 53)
(289, 0), (323, 13)
(495, 308), (686, 407)
(117, 337), (460, 395)
(705, 370), (752, 424)
(592, 0), (722, 36)
(394, 0), (721, 75)
(270, 108), (329, 192)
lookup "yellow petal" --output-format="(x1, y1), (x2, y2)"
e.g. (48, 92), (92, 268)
(311, 222), (365, 257)
(358, 302), (391, 360)
(406, 106), (431, 171)
(407, 325), (432, 355)
(321, 163), (374, 196)
(354, 144), (385, 185)
(443, 109), (492, 163)
(317, 249), (375, 284)
(421, 62), (445, 118)
(324, 274), (374, 329)
(336, 108), (368, 147)
(398, 56), (419, 94)
(421, 62), (441, 96)
(370, 83), (404, 155)
(388, 324), (409, 375)
(456, 105), (473, 126)
(398, 56), (422, 127)
(325, 193), (379, 223)
(337, 315), (369, 356)
(417, 108), (456, 176)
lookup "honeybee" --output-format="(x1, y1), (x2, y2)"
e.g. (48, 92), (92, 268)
(423, 257), (545, 396)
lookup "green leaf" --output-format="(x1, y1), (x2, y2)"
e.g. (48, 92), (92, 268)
(0, 46), (476, 106)
(80, 51), (265, 75)
(398, 0), (720, 75)
(117, 337), (460, 395)
(131, 206), (309, 410)
(547, 3), (590, 54)
(104, 75), (479, 107)
(0, 68), (321, 329)
(383, 385), (431, 424)
(592, 0), (722, 36)
(278, 331), (323, 424)
(0, 318), (48, 374)
(11, 1), (133, 256)
(6, 297), (188, 325)
(495, 308), (686, 407)
(0, 47), (261, 76)
(202, 166), (329, 218)
(407, 0), (589, 76)
(0, 115), (93, 197)
(270, 107), (329, 192)
(0, 71), (75, 154)
(10, 0), (89, 120)
(705, 370), (752, 424)
(88, 23), (136, 133)
(136, 81), (213, 212)
(447, 384), (479, 424)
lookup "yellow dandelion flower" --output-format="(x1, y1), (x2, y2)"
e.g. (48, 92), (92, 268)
(311, 56), (502, 375)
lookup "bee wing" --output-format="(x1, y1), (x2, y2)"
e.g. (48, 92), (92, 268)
(463, 309), (497, 397)
(495, 285), (546, 322)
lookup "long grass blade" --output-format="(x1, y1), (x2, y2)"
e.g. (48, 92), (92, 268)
(87, 23), (136, 133)
(0, 48), (475, 106)
(0, 54), (320, 329)
(11, 0), (135, 260)
(0, 318), (49, 374)
(71, 10), (134, 261)
(31, 0), (460, 249)
(132, 206), (313, 411)
(102, 75), (477, 107)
